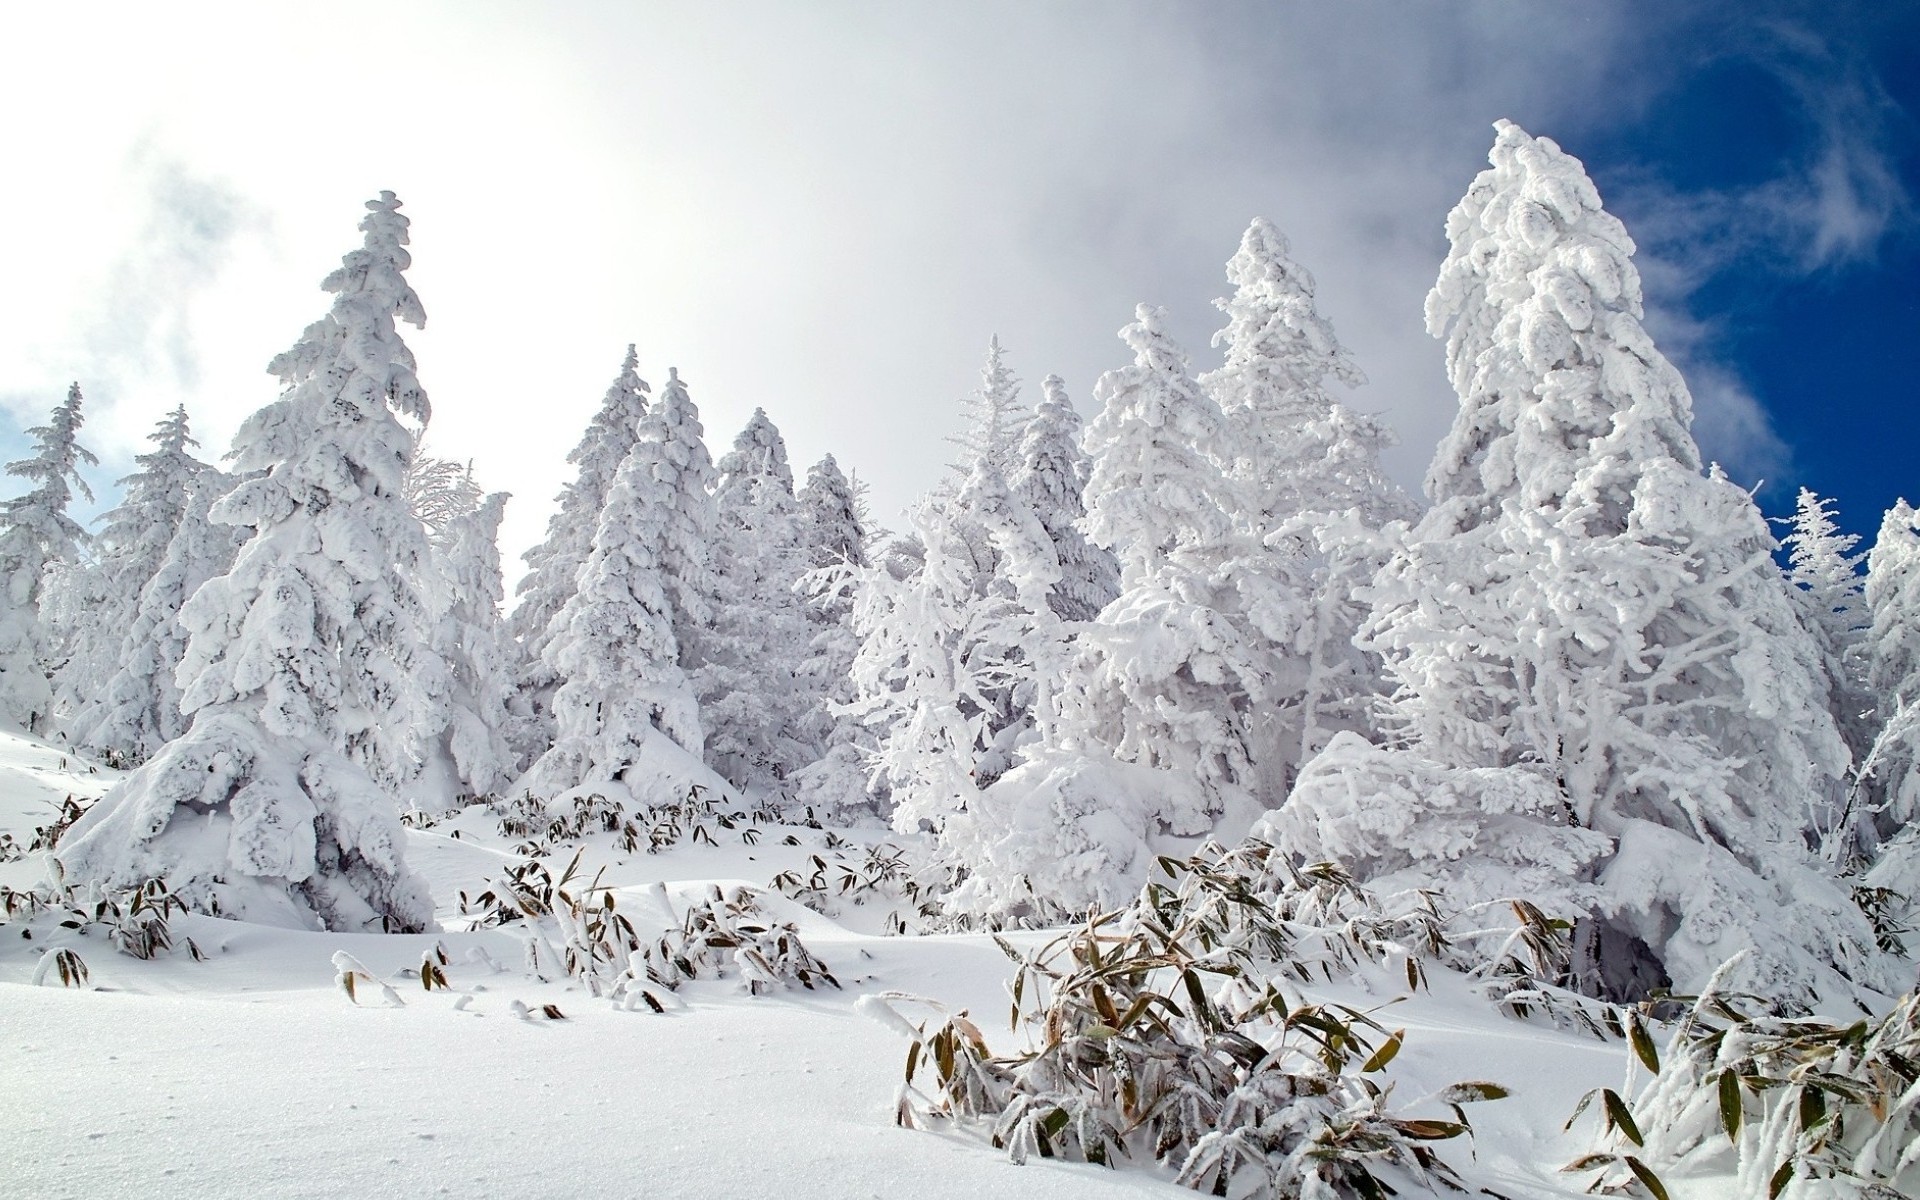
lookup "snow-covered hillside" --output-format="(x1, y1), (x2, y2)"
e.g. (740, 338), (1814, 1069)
(11, 727), (1909, 1199)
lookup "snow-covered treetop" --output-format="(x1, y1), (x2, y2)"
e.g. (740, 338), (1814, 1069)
(1, 383), (98, 571)
(405, 444), (483, 541)
(946, 335), (1025, 479)
(716, 408), (796, 499)
(1081, 305), (1237, 581)
(233, 191), (428, 509)
(1424, 121), (1698, 530)
(1208, 216), (1364, 411)
(799, 454), (866, 570)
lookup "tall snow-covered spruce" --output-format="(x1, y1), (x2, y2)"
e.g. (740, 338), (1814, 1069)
(56, 406), (212, 754)
(506, 345), (651, 764)
(1264, 123), (1884, 1003)
(0, 384), (96, 733)
(1200, 217), (1416, 786)
(701, 409), (813, 795)
(58, 192), (445, 933)
(1060, 304), (1272, 834)
(1007, 375), (1117, 624)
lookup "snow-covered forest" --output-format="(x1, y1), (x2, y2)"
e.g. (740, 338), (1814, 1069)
(4, 123), (1917, 1199)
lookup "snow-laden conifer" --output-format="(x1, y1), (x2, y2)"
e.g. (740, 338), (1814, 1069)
(70, 468), (244, 765)
(519, 434), (703, 797)
(1061, 305), (1275, 833)
(790, 455), (874, 817)
(47, 406), (207, 732)
(58, 193), (444, 933)
(417, 492), (515, 801)
(1266, 124), (1880, 1003)
(506, 346), (650, 760)
(643, 368), (723, 676)
(1860, 499), (1920, 844)
(405, 445), (483, 544)
(0, 384), (97, 733)
(945, 335), (1025, 483)
(1200, 218), (1417, 781)
(1781, 488), (1872, 766)
(701, 409), (813, 794)
(1007, 375), (1117, 623)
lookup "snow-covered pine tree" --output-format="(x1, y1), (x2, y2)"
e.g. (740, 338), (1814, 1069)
(701, 409), (813, 794)
(70, 466), (245, 765)
(506, 346), (650, 763)
(850, 490), (1007, 841)
(641, 370), (721, 665)
(416, 492), (515, 802)
(1060, 304), (1276, 835)
(790, 454), (876, 818)
(1199, 217), (1418, 783)
(1860, 499), (1920, 845)
(518, 432), (703, 798)
(0, 383), (97, 733)
(58, 192), (445, 933)
(46, 405), (207, 732)
(1266, 123), (1881, 1004)
(1007, 375), (1118, 623)
(1780, 488), (1873, 768)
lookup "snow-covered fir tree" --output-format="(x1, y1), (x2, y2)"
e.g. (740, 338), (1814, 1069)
(506, 345), (650, 763)
(416, 492), (516, 802)
(518, 430), (704, 798)
(0, 383), (97, 733)
(1060, 304), (1275, 834)
(1860, 499), (1920, 846)
(790, 454), (875, 818)
(1007, 375), (1117, 623)
(69, 467), (244, 765)
(45, 405), (207, 730)
(1265, 123), (1883, 1004)
(1780, 488), (1872, 768)
(1199, 217), (1418, 782)
(641, 368), (723, 681)
(58, 192), (446, 933)
(701, 409), (813, 794)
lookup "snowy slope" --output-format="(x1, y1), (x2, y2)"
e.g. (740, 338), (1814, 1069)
(0, 727), (1703, 1199)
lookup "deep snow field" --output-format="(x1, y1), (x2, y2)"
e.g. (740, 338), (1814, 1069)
(0, 725), (1767, 1199)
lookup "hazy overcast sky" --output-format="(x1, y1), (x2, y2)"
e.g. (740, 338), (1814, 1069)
(2, 2), (1913, 574)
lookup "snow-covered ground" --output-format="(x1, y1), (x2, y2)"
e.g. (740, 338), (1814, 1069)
(1, 727), (1709, 1198)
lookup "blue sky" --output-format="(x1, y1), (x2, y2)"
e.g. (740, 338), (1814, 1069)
(0, 2), (1912, 561)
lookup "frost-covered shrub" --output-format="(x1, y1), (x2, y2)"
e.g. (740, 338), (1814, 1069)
(869, 844), (1510, 1199)
(1567, 959), (1920, 1200)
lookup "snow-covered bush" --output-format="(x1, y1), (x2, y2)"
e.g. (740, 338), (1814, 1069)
(1567, 959), (1920, 1200)
(871, 844), (1504, 1199)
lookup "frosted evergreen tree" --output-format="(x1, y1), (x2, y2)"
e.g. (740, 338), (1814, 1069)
(1780, 488), (1872, 765)
(1199, 218), (1418, 780)
(849, 492), (1011, 840)
(702, 409), (813, 793)
(790, 455), (875, 817)
(1266, 124), (1880, 1003)
(0, 383), (97, 733)
(506, 346), (650, 761)
(1859, 499), (1920, 845)
(1057, 305), (1281, 835)
(58, 192), (444, 933)
(71, 467), (244, 765)
(946, 335), (1025, 484)
(639, 368), (722, 675)
(519, 436), (702, 798)
(47, 406), (207, 730)
(417, 492), (516, 801)
(1007, 375), (1117, 623)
